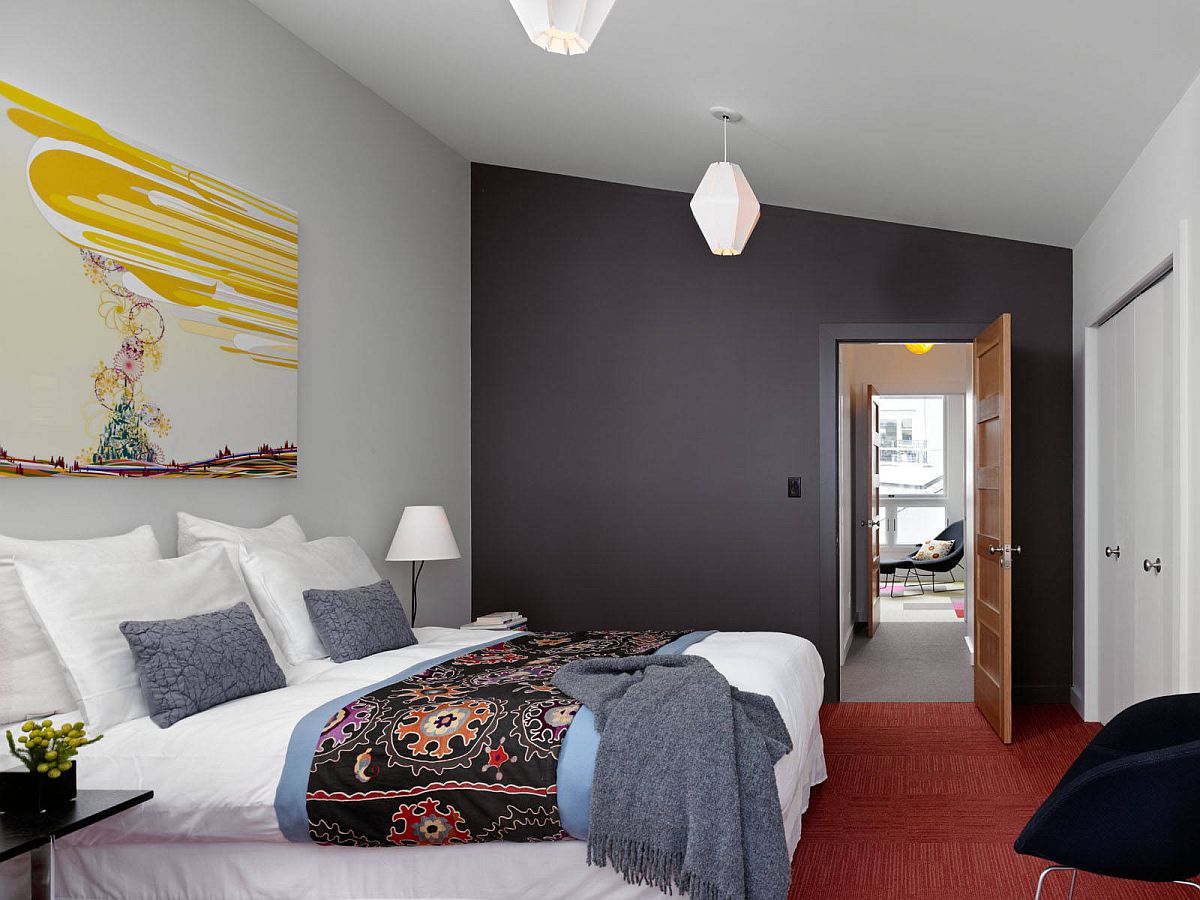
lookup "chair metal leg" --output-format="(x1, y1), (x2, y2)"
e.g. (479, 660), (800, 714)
(1032, 867), (1198, 897)
(1033, 866), (1075, 900)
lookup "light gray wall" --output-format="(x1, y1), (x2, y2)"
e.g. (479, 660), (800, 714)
(1072, 69), (1200, 718)
(0, 0), (472, 625)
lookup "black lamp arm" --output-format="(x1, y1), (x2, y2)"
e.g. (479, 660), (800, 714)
(409, 559), (425, 626)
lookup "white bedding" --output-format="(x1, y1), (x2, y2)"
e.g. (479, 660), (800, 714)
(54, 627), (826, 900)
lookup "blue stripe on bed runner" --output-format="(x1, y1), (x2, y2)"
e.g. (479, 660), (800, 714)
(274, 629), (717, 843)
(274, 633), (519, 842)
(556, 629), (717, 840)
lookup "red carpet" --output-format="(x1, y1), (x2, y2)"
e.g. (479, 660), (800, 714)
(788, 703), (1194, 899)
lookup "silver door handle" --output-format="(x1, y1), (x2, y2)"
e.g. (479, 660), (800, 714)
(1105, 545), (1120, 559)
(989, 543), (1021, 569)
(859, 519), (880, 528)
(1144, 557), (1162, 574)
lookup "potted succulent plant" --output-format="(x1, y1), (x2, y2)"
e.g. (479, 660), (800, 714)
(2, 719), (102, 813)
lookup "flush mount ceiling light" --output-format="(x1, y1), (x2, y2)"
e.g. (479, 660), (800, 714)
(905, 343), (935, 355)
(508, 0), (617, 56)
(690, 107), (761, 256)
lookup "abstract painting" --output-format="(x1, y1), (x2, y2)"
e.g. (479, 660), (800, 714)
(0, 82), (297, 478)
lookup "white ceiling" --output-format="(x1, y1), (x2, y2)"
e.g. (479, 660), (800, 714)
(248, 0), (1200, 247)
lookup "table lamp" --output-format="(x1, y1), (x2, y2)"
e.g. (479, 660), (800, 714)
(386, 505), (461, 625)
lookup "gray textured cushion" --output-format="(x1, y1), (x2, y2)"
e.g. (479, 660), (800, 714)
(303, 579), (416, 663)
(120, 602), (286, 728)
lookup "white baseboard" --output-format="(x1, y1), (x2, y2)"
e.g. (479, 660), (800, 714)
(964, 633), (974, 666)
(1070, 685), (1086, 719)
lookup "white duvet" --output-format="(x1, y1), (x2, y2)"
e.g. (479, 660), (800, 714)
(47, 628), (827, 900)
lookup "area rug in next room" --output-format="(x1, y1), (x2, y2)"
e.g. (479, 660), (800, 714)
(788, 703), (1193, 899)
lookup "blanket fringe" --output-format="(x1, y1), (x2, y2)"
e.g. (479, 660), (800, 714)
(587, 834), (727, 900)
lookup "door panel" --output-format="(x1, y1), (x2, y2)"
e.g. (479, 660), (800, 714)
(866, 385), (881, 638)
(1097, 296), (1131, 720)
(1128, 282), (1166, 705)
(1096, 276), (1176, 722)
(973, 314), (1013, 743)
(1131, 279), (1174, 707)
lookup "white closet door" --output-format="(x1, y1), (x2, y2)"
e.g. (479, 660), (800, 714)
(1097, 296), (1135, 721)
(1097, 274), (1177, 723)
(1131, 276), (1176, 706)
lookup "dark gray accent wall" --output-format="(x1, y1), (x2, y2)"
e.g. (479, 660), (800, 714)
(472, 163), (1072, 702)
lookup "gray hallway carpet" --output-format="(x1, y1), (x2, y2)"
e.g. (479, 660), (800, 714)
(840, 622), (972, 701)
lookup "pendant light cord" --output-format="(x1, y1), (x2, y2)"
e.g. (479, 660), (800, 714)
(723, 115), (729, 162)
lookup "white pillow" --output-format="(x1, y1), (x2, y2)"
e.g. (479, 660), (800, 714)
(176, 512), (306, 557)
(0, 525), (161, 724)
(914, 538), (956, 561)
(239, 537), (382, 665)
(16, 546), (259, 732)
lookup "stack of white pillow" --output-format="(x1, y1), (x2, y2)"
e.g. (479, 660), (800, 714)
(0, 514), (382, 735)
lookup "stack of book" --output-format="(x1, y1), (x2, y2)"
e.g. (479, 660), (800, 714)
(463, 611), (528, 631)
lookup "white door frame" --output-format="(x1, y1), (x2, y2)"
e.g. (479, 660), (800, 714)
(1079, 222), (1189, 721)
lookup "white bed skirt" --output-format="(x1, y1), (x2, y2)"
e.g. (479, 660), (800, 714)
(56, 723), (825, 900)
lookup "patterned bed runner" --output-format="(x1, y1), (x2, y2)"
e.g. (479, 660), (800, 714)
(304, 630), (687, 846)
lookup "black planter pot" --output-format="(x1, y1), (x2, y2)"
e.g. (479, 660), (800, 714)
(0, 766), (77, 813)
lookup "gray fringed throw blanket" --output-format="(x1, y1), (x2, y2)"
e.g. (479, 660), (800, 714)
(551, 654), (793, 900)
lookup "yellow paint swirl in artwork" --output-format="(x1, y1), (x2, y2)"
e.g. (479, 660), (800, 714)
(0, 81), (297, 367)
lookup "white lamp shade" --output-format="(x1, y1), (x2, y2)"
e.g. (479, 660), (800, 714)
(386, 506), (461, 562)
(689, 161), (762, 256)
(508, 0), (617, 55)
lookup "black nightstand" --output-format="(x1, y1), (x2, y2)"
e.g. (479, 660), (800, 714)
(0, 789), (152, 899)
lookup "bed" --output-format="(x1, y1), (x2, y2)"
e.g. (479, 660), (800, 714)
(42, 626), (826, 900)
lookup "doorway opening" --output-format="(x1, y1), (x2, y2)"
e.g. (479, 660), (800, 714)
(837, 342), (975, 701)
(819, 317), (1014, 741)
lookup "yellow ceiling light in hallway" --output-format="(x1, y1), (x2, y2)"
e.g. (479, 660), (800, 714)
(509, 0), (617, 55)
(906, 343), (935, 355)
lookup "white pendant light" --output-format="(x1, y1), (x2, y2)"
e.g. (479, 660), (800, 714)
(690, 107), (761, 256)
(509, 0), (617, 56)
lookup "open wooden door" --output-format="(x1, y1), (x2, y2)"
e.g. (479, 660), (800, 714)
(866, 385), (882, 637)
(973, 314), (1015, 743)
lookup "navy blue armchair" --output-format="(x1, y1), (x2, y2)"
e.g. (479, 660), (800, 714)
(1014, 693), (1200, 897)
